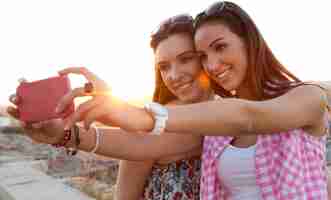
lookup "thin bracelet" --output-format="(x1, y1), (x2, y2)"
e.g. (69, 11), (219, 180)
(90, 125), (101, 154)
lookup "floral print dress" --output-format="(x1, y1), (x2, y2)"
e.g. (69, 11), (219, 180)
(143, 157), (201, 200)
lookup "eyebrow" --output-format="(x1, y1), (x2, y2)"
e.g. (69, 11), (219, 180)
(156, 50), (196, 65)
(156, 60), (167, 66)
(209, 37), (224, 48)
(176, 50), (197, 58)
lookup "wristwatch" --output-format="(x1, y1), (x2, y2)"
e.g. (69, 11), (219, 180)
(144, 102), (169, 135)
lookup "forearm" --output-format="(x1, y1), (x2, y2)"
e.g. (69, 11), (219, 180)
(165, 86), (327, 137)
(165, 98), (249, 136)
(116, 160), (154, 200)
(68, 126), (201, 161)
(109, 102), (154, 132)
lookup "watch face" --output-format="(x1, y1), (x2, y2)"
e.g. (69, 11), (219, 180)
(150, 102), (168, 117)
(145, 102), (168, 135)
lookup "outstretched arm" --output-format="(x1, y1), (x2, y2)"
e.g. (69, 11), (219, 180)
(164, 85), (328, 137)
(64, 85), (328, 137)
(70, 126), (202, 161)
(7, 103), (202, 161)
(57, 67), (329, 138)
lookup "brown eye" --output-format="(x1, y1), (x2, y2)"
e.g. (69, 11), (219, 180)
(215, 43), (226, 52)
(198, 53), (207, 62)
(180, 56), (194, 64)
(158, 63), (169, 71)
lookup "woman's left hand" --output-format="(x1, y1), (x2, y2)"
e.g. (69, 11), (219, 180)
(55, 67), (110, 113)
(65, 93), (134, 131)
(56, 67), (139, 131)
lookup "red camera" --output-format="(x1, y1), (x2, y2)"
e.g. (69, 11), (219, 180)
(16, 75), (74, 123)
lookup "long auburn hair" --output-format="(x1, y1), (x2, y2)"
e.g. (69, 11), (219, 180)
(194, 1), (303, 100)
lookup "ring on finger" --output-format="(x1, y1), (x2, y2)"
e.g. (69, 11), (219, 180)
(84, 82), (94, 94)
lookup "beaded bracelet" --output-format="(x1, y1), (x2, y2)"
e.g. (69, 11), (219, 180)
(52, 124), (80, 156)
(66, 125), (80, 156)
(52, 129), (71, 148)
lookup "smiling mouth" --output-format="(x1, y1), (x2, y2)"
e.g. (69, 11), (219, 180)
(216, 68), (230, 80)
(177, 82), (192, 90)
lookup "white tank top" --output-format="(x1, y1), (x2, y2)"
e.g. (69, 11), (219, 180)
(217, 144), (262, 200)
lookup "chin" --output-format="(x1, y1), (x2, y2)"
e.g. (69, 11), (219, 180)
(188, 93), (204, 103)
(215, 79), (237, 92)
(178, 95), (193, 103)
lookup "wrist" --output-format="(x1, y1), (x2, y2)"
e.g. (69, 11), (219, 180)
(52, 125), (80, 156)
(86, 126), (97, 152)
(68, 126), (94, 152)
(88, 125), (101, 154)
(52, 130), (71, 148)
(144, 102), (169, 135)
(64, 125), (79, 148)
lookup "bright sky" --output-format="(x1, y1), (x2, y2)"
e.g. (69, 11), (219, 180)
(0, 0), (330, 105)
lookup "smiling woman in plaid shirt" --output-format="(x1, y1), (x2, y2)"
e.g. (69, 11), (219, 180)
(57, 1), (329, 199)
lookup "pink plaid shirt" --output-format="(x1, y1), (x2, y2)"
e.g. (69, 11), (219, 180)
(200, 129), (328, 200)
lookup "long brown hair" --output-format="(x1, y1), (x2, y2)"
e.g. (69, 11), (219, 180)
(150, 15), (194, 105)
(194, 1), (302, 100)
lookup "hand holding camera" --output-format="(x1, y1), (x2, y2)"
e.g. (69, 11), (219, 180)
(16, 75), (74, 123)
(7, 75), (75, 146)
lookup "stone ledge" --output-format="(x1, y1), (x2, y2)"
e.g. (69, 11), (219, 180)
(0, 161), (94, 200)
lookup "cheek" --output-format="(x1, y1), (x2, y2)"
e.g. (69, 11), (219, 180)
(160, 71), (170, 85)
(235, 43), (248, 68)
(237, 52), (248, 75)
(202, 64), (213, 79)
(185, 61), (202, 76)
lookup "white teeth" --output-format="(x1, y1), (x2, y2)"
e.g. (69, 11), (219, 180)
(217, 69), (230, 79)
(178, 83), (191, 90)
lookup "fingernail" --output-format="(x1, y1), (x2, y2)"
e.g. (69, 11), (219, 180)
(32, 123), (42, 129)
(55, 105), (62, 113)
(18, 77), (27, 83)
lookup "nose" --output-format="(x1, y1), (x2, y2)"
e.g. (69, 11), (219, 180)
(205, 56), (220, 75)
(167, 64), (181, 83)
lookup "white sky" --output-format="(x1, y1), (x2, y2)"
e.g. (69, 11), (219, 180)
(0, 0), (330, 104)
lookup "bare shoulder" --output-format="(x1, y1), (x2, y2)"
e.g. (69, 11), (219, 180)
(290, 85), (329, 136)
(289, 84), (327, 97)
(249, 84), (328, 136)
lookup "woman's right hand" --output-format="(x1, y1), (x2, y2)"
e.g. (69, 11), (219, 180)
(7, 88), (67, 145)
(56, 67), (154, 132)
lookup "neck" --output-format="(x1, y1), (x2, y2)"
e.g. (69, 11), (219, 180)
(236, 80), (257, 100)
(196, 87), (214, 102)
